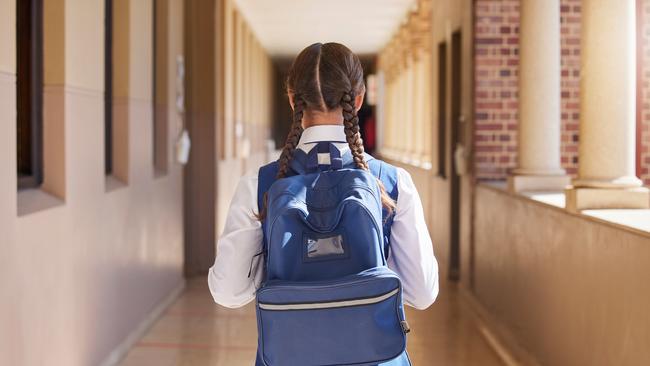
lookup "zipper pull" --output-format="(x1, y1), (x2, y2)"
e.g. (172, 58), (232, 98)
(248, 249), (266, 278)
(400, 320), (411, 334)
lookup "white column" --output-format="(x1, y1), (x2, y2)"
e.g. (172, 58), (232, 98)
(508, 0), (570, 192)
(376, 71), (386, 153)
(412, 55), (425, 163)
(403, 57), (414, 160)
(566, 0), (649, 211)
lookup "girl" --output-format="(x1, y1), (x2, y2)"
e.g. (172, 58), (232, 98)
(208, 42), (439, 365)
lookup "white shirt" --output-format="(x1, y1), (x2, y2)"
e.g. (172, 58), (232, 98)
(208, 125), (439, 310)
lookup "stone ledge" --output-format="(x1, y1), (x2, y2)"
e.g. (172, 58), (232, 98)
(583, 209), (650, 233)
(479, 181), (650, 236)
(565, 186), (650, 212)
(508, 174), (571, 193)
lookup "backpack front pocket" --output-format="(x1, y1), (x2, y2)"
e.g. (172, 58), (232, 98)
(256, 267), (408, 366)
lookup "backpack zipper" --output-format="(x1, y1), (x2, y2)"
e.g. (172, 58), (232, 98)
(258, 288), (399, 311)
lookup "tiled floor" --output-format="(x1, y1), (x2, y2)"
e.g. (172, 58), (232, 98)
(120, 279), (505, 366)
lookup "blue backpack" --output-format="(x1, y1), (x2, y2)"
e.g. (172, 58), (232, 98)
(255, 142), (411, 366)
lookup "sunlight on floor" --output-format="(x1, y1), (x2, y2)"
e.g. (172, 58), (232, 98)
(119, 279), (505, 366)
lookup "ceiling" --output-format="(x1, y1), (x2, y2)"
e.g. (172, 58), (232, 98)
(234, 0), (417, 58)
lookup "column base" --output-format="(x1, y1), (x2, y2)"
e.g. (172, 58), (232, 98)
(507, 174), (571, 193)
(565, 186), (650, 212)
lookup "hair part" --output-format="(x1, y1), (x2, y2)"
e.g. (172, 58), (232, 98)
(256, 42), (396, 220)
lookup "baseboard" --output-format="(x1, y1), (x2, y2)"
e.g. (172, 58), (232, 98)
(459, 286), (541, 366)
(98, 279), (187, 366)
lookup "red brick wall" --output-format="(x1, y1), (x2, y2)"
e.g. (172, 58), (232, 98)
(474, 0), (519, 179)
(474, 0), (649, 184)
(559, 0), (581, 177)
(641, 0), (650, 183)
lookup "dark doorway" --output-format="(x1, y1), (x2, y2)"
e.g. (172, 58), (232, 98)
(449, 30), (462, 281)
(437, 42), (447, 179)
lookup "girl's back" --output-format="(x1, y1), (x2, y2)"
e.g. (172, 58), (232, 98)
(208, 42), (439, 366)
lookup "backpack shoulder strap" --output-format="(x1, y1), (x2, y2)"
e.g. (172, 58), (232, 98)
(257, 161), (279, 215)
(365, 154), (399, 257)
(257, 161), (280, 250)
(366, 154), (399, 202)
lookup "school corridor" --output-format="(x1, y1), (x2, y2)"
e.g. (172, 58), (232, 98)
(2, 0), (650, 365)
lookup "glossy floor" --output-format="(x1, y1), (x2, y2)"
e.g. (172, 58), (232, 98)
(120, 279), (505, 366)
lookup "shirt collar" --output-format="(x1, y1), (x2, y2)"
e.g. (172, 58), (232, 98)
(298, 125), (347, 145)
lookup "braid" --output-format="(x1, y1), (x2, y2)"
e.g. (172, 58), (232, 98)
(341, 91), (396, 217)
(255, 96), (304, 220)
(277, 96), (305, 178)
(341, 92), (368, 170)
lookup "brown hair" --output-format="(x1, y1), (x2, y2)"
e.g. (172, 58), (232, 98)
(257, 42), (396, 220)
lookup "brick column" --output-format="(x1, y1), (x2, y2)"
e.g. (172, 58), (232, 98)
(566, 0), (649, 211)
(508, 0), (570, 192)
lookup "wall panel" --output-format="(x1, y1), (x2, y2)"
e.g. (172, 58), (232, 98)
(474, 185), (650, 366)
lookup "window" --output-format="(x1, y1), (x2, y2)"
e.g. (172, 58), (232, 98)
(105, 0), (113, 175)
(437, 41), (447, 178)
(16, 0), (43, 190)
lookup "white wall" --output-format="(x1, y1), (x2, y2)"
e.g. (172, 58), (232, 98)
(0, 0), (185, 364)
